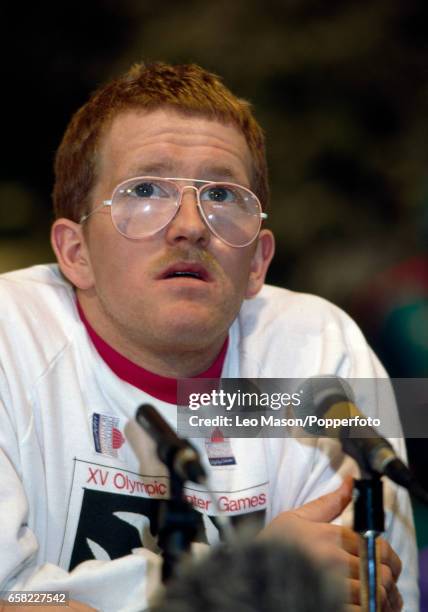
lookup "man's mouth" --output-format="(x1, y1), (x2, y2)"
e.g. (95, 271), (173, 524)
(158, 262), (211, 282)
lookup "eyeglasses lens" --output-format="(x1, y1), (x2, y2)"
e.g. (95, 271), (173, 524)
(111, 179), (179, 239)
(199, 184), (261, 246)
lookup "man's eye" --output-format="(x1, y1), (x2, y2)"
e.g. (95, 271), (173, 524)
(202, 186), (236, 203)
(135, 182), (156, 197)
(127, 182), (170, 199)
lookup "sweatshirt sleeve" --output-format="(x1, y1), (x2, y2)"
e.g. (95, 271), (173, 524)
(0, 393), (161, 612)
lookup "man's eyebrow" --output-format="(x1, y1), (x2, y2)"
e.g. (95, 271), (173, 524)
(196, 166), (244, 183)
(125, 161), (175, 177)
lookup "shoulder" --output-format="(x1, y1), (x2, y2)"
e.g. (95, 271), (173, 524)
(238, 283), (362, 344)
(241, 283), (347, 323)
(234, 284), (383, 377)
(0, 264), (80, 373)
(0, 263), (74, 312)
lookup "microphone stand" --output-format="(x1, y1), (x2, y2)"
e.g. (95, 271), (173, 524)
(135, 404), (235, 582)
(135, 404), (205, 582)
(157, 467), (201, 583)
(353, 475), (384, 612)
(342, 437), (384, 612)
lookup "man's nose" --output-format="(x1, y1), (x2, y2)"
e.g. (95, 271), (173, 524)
(165, 186), (210, 246)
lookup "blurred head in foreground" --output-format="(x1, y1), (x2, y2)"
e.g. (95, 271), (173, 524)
(151, 540), (345, 612)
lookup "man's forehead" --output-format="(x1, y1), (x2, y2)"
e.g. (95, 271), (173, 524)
(98, 108), (254, 186)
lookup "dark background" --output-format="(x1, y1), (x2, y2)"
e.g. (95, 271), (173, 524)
(1, 0), (427, 515)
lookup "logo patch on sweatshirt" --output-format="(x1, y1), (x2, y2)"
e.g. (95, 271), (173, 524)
(92, 413), (125, 458)
(205, 427), (237, 466)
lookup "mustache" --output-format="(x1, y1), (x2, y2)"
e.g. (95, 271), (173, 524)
(151, 248), (223, 277)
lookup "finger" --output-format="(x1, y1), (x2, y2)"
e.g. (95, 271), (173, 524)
(378, 538), (402, 582)
(380, 588), (394, 612)
(340, 526), (361, 556)
(305, 522), (361, 556)
(346, 569), (402, 612)
(346, 577), (397, 612)
(385, 585), (403, 612)
(349, 579), (392, 612)
(392, 588), (403, 611)
(294, 476), (354, 523)
(380, 583), (396, 612)
(379, 565), (403, 612)
(313, 542), (361, 579)
(346, 578), (362, 605)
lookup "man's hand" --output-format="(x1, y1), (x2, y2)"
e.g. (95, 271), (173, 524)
(260, 477), (403, 611)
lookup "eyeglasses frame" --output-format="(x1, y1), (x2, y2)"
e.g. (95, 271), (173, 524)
(79, 176), (268, 248)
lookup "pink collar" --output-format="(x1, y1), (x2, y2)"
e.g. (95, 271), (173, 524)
(77, 300), (228, 404)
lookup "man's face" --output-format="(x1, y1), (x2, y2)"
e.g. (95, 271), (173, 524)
(56, 108), (274, 371)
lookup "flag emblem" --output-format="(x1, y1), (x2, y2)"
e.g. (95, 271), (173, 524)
(92, 413), (125, 458)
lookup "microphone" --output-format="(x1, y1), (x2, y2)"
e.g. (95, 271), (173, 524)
(298, 376), (428, 503)
(136, 404), (207, 485)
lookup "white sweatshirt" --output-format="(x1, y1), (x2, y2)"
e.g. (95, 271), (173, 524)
(0, 264), (418, 611)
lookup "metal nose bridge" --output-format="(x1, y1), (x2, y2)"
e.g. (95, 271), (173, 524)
(168, 182), (211, 242)
(177, 183), (200, 206)
(175, 183), (206, 222)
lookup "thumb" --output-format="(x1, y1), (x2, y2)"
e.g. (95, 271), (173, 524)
(295, 476), (354, 523)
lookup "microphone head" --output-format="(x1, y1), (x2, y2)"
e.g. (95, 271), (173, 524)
(297, 376), (355, 435)
(136, 404), (207, 485)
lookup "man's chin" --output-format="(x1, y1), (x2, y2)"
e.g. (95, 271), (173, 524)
(157, 315), (228, 352)
(163, 320), (217, 345)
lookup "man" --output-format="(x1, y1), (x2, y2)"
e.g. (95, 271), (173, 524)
(0, 62), (418, 611)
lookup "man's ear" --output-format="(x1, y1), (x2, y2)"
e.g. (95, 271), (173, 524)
(246, 229), (275, 298)
(51, 219), (94, 290)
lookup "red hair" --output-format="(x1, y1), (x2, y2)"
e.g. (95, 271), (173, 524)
(53, 62), (269, 221)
